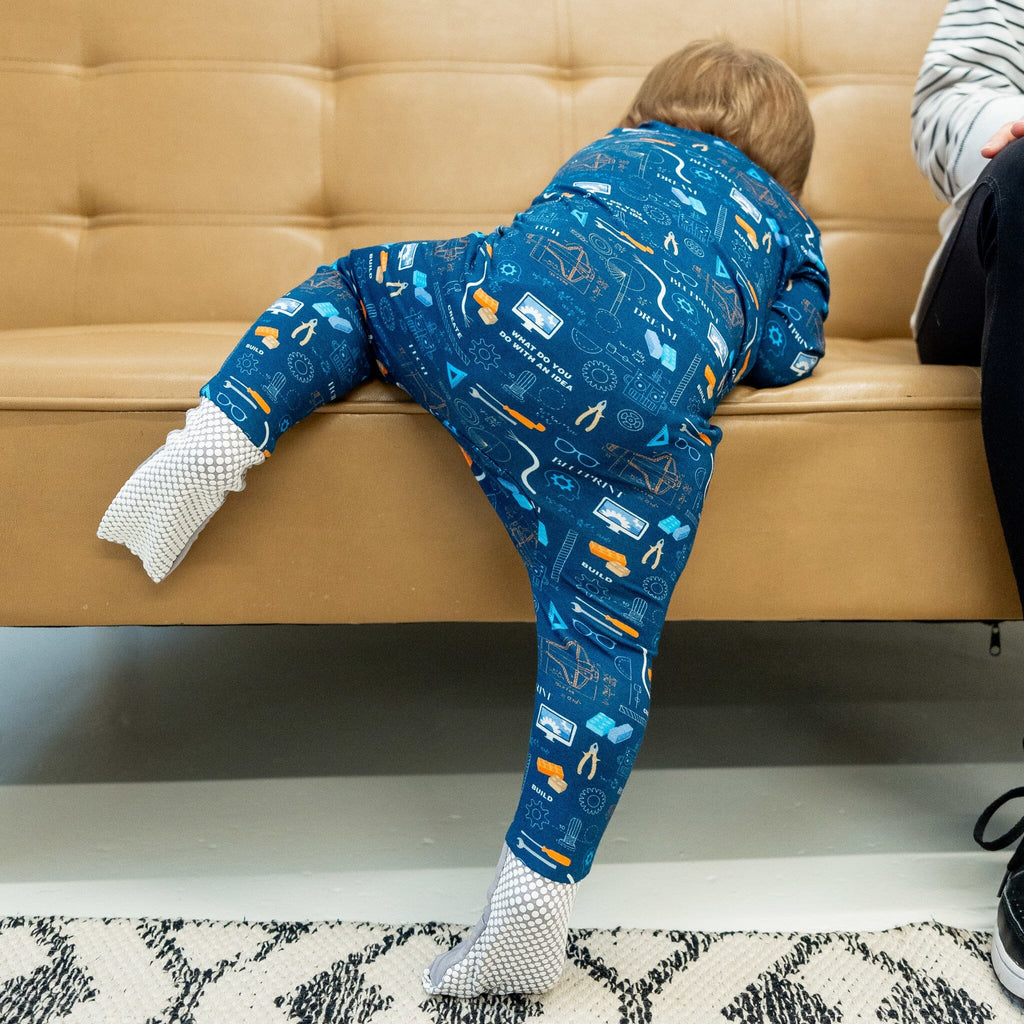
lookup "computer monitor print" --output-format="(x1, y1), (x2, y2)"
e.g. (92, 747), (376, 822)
(791, 351), (820, 375)
(593, 497), (649, 541)
(397, 242), (419, 270)
(267, 297), (303, 317)
(536, 703), (577, 746)
(512, 292), (564, 339)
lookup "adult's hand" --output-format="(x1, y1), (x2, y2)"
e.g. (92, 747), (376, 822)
(982, 118), (1024, 158)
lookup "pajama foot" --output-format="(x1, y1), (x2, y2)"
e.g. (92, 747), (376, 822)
(422, 844), (576, 998)
(97, 398), (265, 582)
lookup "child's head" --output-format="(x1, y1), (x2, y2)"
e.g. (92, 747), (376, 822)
(621, 39), (814, 199)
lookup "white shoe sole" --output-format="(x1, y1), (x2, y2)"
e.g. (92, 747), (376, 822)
(992, 926), (1024, 999)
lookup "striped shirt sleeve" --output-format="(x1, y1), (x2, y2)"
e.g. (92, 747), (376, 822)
(912, 0), (1024, 202)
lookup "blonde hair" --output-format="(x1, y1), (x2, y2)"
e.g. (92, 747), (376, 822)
(620, 39), (814, 199)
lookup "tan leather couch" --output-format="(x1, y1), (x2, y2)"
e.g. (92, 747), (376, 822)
(2, 0), (1018, 626)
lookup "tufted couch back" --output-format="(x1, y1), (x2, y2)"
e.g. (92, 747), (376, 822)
(1, 0), (945, 339)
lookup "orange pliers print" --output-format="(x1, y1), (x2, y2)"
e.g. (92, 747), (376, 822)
(575, 401), (606, 433)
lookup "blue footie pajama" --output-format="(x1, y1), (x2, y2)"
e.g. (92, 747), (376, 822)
(200, 121), (828, 886)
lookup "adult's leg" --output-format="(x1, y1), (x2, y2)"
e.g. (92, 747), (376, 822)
(98, 264), (374, 580)
(916, 141), (1024, 603)
(918, 143), (1024, 999)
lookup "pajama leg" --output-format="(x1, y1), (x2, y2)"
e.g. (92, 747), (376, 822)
(463, 424), (707, 891)
(198, 263), (375, 455)
(98, 264), (375, 580)
(423, 473), (588, 998)
(425, 444), (704, 998)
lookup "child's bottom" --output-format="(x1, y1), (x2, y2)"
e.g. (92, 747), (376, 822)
(201, 245), (716, 886)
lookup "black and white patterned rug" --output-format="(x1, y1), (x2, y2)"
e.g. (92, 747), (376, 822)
(0, 916), (1018, 1023)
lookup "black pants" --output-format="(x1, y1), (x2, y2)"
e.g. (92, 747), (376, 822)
(916, 140), (1024, 606)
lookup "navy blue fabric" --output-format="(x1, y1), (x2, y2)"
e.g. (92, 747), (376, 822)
(202, 122), (828, 882)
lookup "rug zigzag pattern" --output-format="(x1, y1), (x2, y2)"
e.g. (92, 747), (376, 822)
(0, 916), (1018, 1023)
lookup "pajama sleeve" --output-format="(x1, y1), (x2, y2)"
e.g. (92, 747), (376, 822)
(912, 0), (1024, 203)
(743, 228), (829, 389)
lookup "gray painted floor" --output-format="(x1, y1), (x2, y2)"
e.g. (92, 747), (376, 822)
(1, 620), (1022, 931)
(2, 620), (1022, 783)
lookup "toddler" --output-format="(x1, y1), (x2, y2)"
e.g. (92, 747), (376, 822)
(98, 39), (828, 998)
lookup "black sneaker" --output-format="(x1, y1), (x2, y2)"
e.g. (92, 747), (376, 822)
(975, 786), (1024, 998)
